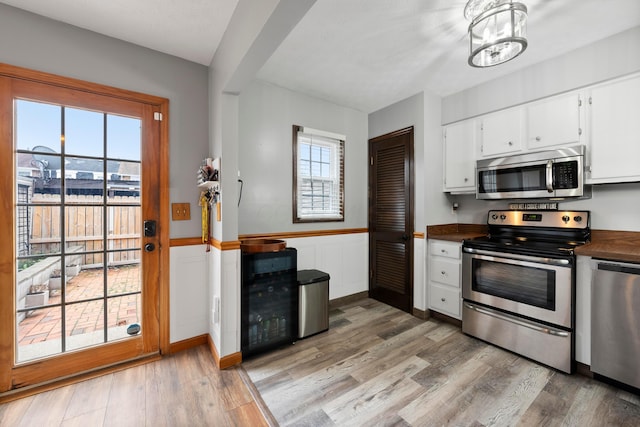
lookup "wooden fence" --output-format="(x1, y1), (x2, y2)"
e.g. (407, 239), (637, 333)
(29, 194), (141, 266)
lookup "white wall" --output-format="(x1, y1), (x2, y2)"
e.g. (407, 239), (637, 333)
(238, 80), (368, 234)
(369, 92), (425, 228)
(0, 4), (211, 345)
(0, 4), (209, 240)
(285, 233), (368, 300)
(169, 245), (209, 343)
(442, 27), (640, 124)
(444, 26), (640, 232)
(233, 80), (369, 340)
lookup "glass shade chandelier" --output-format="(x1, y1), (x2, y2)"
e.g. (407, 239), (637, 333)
(465, 0), (528, 68)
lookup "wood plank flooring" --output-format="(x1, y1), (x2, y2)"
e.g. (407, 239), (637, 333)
(0, 345), (268, 427)
(243, 298), (640, 426)
(1, 297), (640, 426)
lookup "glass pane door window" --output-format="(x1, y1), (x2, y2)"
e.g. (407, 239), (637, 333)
(15, 99), (143, 363)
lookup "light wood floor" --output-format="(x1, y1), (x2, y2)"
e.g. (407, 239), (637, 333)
(243, 297), (640, 426)
(0, 345), (268, 427)
(2, 297), (640, 426)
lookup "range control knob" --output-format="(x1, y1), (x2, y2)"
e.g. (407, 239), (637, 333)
(491, 214), (498, 220)
(500, 214), (507, 220)
(574, 215), (583, 223)
(562, 215), (571, 223)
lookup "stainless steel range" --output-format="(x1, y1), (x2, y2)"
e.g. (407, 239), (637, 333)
(462, 209), (590, 374)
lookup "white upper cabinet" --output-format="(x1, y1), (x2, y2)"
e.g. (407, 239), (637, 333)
(526, 92), (583, 150)
(443, 119), (476, 193)
(440, 72), (640, 189)
(479, 108), (523, 157)
(587, 73), (640, 184)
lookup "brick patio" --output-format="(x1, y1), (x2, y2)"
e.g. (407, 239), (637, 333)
(18, 264), (141, 361)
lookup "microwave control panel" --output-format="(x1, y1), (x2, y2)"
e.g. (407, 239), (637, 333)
(553, 161), (578, 189)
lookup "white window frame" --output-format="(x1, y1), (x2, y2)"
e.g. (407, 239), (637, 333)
(293, 125), (345, 223)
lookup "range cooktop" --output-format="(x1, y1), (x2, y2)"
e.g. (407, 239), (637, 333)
(463, 210), (591, 258)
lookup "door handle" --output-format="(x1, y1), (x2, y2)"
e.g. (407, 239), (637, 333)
(402, 234), (409, 241)
(546, 160), (554, 193)
(144, 243), (155, 252)
(464, 302), (569, 337)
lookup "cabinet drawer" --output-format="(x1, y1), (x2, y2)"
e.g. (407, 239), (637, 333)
(430, 284), (461, 318)
(429, 258), (460, 287)
(429, 241), (461, 259)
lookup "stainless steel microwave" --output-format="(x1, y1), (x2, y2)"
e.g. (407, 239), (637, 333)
(476, 146), (586, 200)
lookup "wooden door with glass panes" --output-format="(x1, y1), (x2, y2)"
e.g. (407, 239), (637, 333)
(0, 66), (168, 393)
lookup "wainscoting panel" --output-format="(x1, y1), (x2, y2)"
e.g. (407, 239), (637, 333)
(413, 236), (426, 311)
(285, 232), (368, 300)
(169, 245), (209, 343)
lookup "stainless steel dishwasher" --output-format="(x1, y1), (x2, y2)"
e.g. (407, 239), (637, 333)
(591, 260), (640, 389)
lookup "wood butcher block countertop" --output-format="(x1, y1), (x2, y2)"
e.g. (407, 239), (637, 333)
(426, 223), (488, 242)
(575, 229), (640, 264)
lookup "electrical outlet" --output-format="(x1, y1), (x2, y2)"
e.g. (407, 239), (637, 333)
(171, 203), (191, 221)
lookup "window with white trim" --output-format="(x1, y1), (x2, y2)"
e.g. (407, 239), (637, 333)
(293, 125), (344, 223)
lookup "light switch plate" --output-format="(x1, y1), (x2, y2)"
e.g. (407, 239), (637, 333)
(172, 203), (191, 221)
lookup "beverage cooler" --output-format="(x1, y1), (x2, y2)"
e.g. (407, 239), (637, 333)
(241, 247), (297, 358)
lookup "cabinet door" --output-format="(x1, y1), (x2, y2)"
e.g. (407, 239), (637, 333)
(480, 108), (522, 157)
(527, 92), (583, 150)
(588, 74), (640, 183)
(443, 120), (476, 192)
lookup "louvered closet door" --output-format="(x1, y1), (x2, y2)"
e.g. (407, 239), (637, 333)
(368, 127), (413, 312)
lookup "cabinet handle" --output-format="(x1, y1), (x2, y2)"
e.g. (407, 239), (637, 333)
(441, 271), (446, 275)
(464, 177), (468, 182)
(508, 141), (513, 146)
(535, 136), (541, 141)
(440, 249), (447, 254)
(441, 297), (446, 302)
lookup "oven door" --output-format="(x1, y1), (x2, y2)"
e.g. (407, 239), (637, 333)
(462, 248), (573, 328)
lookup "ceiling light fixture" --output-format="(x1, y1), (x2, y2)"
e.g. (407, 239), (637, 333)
(464, 0), (528, 68)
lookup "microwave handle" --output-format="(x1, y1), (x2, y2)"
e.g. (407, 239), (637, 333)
(546, 160), (553, 193)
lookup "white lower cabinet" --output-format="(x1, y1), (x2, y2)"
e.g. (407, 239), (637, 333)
(428, 240), (462, 319)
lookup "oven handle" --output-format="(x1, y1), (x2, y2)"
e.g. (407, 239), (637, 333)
(464, 302), (570, 337)
(463, 247), (571, 266)
(546, 160), (554, 193)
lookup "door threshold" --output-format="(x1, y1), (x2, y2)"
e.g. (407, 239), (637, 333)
(0, 352), (161, 404)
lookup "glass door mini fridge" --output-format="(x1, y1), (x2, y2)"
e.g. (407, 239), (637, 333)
(241, 247), (297, 358)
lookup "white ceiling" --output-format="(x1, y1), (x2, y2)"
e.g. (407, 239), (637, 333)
(0, 0), (239, 65)
(2, 0), (640, 113)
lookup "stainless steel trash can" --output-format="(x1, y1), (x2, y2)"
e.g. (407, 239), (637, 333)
(297, 269), (330, 339)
